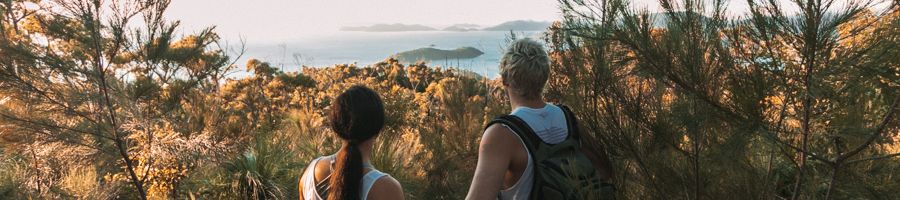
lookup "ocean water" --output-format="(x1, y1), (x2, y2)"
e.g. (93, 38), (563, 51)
(236, 31), (545, 78)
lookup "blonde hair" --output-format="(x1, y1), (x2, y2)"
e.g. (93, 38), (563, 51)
(499, 38), (550, 99)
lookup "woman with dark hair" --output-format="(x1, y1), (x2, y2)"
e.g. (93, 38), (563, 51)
(299, 85), (404, 200)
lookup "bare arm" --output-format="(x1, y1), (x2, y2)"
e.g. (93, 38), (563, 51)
(368, 176), (405, 200)
(466, 124), (517, 200)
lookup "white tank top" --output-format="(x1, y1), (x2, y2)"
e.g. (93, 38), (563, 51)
(300, 155), (388, 200)
(499, 103), (569, 200)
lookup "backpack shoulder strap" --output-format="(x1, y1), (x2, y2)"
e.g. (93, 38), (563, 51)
(486, 115), (545, 200)
(485, 115), (544, 154)
(556, 104), (582, 142)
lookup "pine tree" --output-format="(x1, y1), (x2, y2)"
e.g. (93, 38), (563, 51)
(0, 0), (233, 198)
(553, 0), (900, 199)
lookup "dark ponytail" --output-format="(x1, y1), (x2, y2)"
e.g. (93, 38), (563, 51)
(327, 85), (385, 200)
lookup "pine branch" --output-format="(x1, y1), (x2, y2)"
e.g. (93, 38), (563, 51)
(759, 127), (834, 164)
(6, 118), (112, 155)
(847, 152), (900, 164)
(835, 93), (900, 162)
(1, 71), (102, 126)
(0, 112), (114, 141)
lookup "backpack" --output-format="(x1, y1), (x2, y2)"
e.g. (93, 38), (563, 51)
(486, 104), (615, 200)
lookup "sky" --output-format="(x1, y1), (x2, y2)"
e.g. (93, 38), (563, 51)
(165, 0), (562, 42)
(163, 0), (888, 44)
(165, 0), (745, 42)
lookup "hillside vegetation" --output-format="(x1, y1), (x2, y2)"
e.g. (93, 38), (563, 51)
(1, 0), (899, 200)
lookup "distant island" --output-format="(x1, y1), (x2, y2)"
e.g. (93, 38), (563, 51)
(482, 20), (552, 31)
(392, 47), (484, 63)
(442, 24), (481, 32)
(340, 23), (437, 32)
(339, 20), (552, 32)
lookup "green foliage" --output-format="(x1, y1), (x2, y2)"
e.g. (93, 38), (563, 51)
(0, 0), (299, 199)
(223, 149), (289, 200)
(551, 0), (900, 199)
(1, 0), (897, 200)
(0, 154), (26, 199)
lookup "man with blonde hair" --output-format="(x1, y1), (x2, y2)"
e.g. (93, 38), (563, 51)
(466, 38), (613, 200)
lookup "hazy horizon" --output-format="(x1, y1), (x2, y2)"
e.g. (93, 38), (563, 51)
(163, 0), (758, 43)
(161, 0), (889, 44)
(166, 0), (561, 43)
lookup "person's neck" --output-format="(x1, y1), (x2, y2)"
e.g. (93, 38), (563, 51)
(359, 144), (372, 163)
(509, 95), (546, 110)
(358, 140), (374, 164)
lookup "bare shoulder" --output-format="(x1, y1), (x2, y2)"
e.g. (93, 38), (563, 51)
(299, 157), (331, 199)
(367, 175), (404, 200)
(481, 123), (519, 148)
(313, 157), (332, 183)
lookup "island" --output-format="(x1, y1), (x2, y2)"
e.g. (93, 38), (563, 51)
(392, 47), (484, 63)
(482, 20), (552, 31)
(442, 24), (481, 32)
(340, 23), (437, 32)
